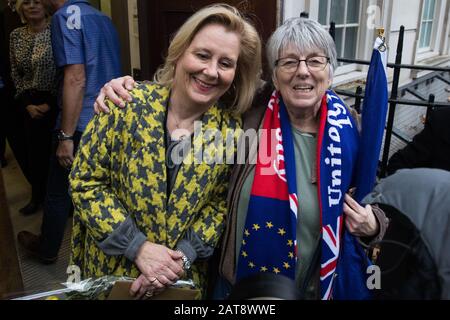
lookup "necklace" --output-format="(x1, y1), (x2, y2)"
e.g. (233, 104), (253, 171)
(169, 107), (183, 130)
(168, 107), (194, 141)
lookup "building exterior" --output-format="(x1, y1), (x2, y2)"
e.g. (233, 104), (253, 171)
(95, 0), (450, 155)
(1, 0), (449, 297)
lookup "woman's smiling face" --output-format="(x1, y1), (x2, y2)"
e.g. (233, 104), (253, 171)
(22, 0), (46, 22)
(171, 23), (241, 110)
(273, 44), (332, 114)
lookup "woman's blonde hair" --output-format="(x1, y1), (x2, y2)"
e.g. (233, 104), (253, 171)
(154, 3), (262, 114)
(16, 0), (51, 24)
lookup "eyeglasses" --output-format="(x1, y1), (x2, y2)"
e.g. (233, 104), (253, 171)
(275, 56), (330, 73)
(22, 0), (41, 5)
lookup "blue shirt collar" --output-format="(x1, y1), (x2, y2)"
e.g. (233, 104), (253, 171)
(63, 0), (91, 8)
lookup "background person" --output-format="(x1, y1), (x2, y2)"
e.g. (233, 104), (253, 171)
(9, 0), (58, 215)
(17, 0), (122, 264)
(217, 17), (389, 300)
(1, 0), (29, 175)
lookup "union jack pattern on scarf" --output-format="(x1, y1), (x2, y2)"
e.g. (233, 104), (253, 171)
(320, 216), (342, 299)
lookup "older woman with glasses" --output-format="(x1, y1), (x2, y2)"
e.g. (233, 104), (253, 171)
(95, 17), (389, 300)
(217, 17), (389, 300)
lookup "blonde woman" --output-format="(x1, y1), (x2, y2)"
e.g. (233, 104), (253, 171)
(69, 4), (262, 299)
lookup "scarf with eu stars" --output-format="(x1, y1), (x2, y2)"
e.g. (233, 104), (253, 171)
(236, 90), (371, 300)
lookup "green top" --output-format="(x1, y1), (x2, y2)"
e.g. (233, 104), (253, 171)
(236, 128), (321, 292)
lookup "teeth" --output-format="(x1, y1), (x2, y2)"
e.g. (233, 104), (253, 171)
(194, 77), (214, 88)
(294, 86), (313, 91)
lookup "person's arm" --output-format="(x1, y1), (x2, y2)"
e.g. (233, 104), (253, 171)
(343, 194), (380, 238)
(364, 204), (389, 244)
(176, 229), (214, 266)
(69, 102), (128, 246)
(9, 30), (43, 118)
(9, 31), (29, 104)
(9, 30), (21, 93)
(56, 64), (85, 168)
(70, 95), (183, 297)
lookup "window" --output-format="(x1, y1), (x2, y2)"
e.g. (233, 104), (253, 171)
(419, 0), (436, 49)
(318, 0), (361, 65)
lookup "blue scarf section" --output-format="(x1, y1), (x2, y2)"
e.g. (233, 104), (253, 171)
(236, 90), (372, 300)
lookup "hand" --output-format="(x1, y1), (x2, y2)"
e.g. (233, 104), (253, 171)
(132, 242), (184, 296)
(56, 140), (75, 169)
(26, 105), (45, 119)
(130, 274), (167, 300)
(94, 76), (136, 114)
(36, 103), (50, 114)
(343, 194), (379, 237)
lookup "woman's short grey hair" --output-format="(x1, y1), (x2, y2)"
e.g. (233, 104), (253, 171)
(266, 17), (338, 78)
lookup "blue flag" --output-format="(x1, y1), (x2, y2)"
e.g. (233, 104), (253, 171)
(333, 36), (388, 300)
(354, 37), (389, 203)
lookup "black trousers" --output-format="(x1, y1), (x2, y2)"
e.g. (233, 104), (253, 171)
(3, 89), (30, 182)
(17, 90), (57, 202)
(23, 113), (54, 202)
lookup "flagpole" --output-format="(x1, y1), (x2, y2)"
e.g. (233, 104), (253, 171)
(353, 27), (389, 203)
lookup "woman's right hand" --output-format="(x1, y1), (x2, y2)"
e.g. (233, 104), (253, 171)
(130, 273), (173, 300)
(131, 241), (184, 297)
(26, 105), (45, 119)
(94, 76), (136, 114)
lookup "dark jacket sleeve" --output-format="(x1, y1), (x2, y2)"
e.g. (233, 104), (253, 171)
(386, 124), (433, 175)
(386, 107), (450, 175)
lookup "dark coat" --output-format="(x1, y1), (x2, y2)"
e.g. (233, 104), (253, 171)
(363, 168), (450, 299)
(387, 107), (450, 174)
(0, 6), (23, 92)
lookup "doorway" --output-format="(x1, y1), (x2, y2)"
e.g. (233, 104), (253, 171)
(137, 0), (279, 80)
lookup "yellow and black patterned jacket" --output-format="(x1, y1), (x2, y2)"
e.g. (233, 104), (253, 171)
(69, 83), (241, 293)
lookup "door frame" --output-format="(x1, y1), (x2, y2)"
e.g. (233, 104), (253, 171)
(111, 0), (132, 75)
(137, 0), (279, 80)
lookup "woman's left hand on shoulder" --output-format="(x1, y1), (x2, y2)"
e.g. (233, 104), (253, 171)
(94, 76), (136, 114)
(343, 194), (379, 237)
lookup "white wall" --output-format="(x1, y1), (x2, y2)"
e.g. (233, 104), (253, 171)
(281, 0), (450, 85)
(389, 0), (421, 30)
(443, 1), (450, 55)
(283, 0), (306, 20)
